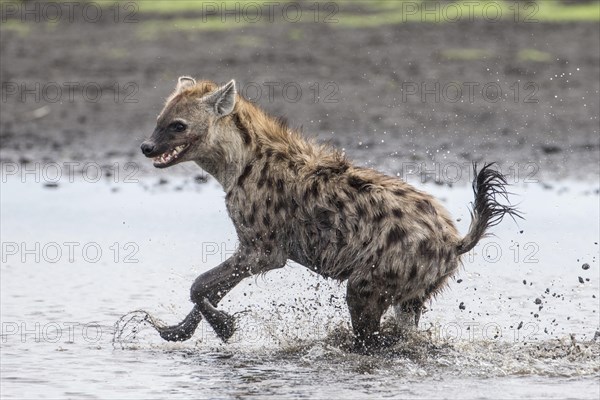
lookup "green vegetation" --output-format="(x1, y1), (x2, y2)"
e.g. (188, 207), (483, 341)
(440, 48), (492, 61)
(131, 0), (599, 32)
(236, 35), (264, 47)
(336, 0), (599, 27)
(135, 0), (243, 14)
(0, 0), (597, 37)
(517, 49), (553, 62)
(534, 0), (600, 21)
(0, 19), (30, 36)
(288, 27), (304, 41)
(132, 0), (600, 22)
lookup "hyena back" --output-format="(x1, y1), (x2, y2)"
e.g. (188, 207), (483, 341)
(139, 77), (519, 349)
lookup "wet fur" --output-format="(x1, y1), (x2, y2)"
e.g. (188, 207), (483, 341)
(139, 78), (520, 348)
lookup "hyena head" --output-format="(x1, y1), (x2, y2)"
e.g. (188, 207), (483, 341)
(141, 77), (239, 169)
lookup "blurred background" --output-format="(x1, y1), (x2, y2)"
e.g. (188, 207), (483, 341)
(1, 0), (599, 181)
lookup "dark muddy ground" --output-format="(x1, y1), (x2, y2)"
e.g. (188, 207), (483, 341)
(0, 2), (599, 182)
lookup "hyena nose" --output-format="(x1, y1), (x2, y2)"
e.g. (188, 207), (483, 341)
(141, 142), (155, 156)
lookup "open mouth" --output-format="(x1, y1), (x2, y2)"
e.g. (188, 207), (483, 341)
(153, 144), (190, 168)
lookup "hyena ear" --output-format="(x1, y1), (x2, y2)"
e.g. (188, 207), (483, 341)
(203, 80), (237, 118)
(176, 76), (196, 92)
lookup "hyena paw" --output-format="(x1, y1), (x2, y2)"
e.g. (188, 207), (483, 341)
(200, 298), (237, 342)
(157, 323), (196, 342)
(211, 310), (237, 342)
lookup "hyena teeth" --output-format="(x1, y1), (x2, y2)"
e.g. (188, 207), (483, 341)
(152, 144), (188, 164)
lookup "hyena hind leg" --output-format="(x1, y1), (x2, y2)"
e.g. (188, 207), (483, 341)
(393, 298), (423, 328)
(346, 273), (391, 351)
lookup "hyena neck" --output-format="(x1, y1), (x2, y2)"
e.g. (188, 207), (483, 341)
(196, 101), (304, 192)
(194, 120), (252, 192)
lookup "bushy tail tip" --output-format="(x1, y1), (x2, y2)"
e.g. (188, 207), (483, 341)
(457, 163), (522, 255)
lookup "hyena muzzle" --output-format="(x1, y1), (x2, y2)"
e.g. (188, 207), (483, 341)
(135, 77), (520, 350)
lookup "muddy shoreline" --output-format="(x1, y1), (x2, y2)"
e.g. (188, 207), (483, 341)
(1, 15), (599, 182)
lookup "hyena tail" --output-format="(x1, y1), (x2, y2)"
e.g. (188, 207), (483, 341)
(457, 163), (522, 255)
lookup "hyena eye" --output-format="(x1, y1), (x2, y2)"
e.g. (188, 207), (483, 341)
(172, 122), (187, 132)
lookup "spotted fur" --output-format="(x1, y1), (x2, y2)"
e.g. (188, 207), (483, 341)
(140, 77), (519, 348)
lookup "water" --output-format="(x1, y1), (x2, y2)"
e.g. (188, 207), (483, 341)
(1, 176), (598, 399)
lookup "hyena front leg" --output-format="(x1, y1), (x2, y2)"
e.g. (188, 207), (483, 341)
(156, 255), (249, 342)
(159, 249), (284, 342)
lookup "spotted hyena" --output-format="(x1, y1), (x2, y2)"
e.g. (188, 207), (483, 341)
(137, 77), (519, 349)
